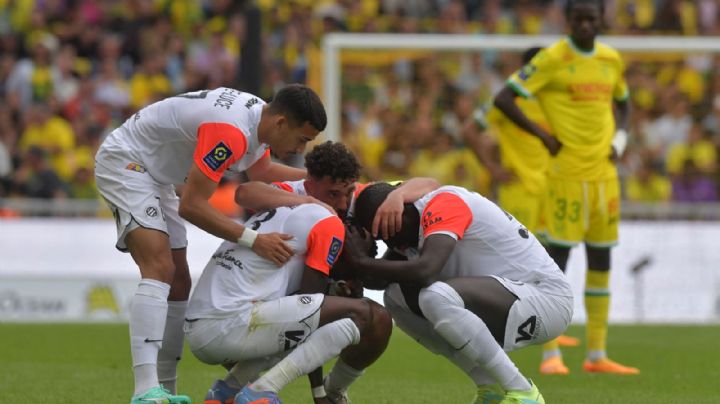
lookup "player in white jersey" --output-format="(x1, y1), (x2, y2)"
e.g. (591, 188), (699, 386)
(202, 141), (431, 403)
(235, 141), (441, 238)
(344, 183), (574, 404)
(184, 203), (392, 404)
(94, 84), (327, 404)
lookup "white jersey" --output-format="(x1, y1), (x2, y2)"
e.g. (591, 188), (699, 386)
(96, 88), (269, 185)
(406, 186), (571, 296)
(186, 204), (345, 319)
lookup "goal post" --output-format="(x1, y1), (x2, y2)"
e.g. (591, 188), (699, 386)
(322, 33), (720, 142)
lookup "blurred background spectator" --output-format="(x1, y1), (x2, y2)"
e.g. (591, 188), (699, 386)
(2, 0), (720, 216)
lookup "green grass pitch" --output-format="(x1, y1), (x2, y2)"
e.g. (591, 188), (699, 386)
(1, 324), (718, 403)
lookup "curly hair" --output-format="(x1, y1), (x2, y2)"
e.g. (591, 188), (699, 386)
(305, 141), (361, 183)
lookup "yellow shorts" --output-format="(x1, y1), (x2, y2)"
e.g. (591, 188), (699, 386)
(498, 181), (545, 234)
(543, 177), (620, 247)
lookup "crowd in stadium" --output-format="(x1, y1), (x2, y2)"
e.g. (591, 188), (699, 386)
(0, 0), (719, 208)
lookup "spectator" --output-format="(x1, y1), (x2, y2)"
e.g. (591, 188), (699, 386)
(12, 146), (67, 199)
(672, 159), (717, 202)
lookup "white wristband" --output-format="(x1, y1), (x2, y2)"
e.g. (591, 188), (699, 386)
(238, 228), (258, 248)
(312, 385), (326, 398)
(612, 128), (628, 157)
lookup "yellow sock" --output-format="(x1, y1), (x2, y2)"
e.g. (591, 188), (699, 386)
(585, 270), (610, 357)
(541, 339), (561, 360)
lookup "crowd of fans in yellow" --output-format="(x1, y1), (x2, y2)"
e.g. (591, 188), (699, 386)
(1, 0), (719, 215)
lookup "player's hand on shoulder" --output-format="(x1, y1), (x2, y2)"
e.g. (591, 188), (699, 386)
(373, 188), (404, 239)
(252, 232), (294, 266)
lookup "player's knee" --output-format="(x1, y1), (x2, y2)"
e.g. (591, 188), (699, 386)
(141, 256), (176, 284)
(368, 300), (393, 340)
(346, 298), (373, 334)
(417, 282), (464, 320)
(586, 246), (610, 271)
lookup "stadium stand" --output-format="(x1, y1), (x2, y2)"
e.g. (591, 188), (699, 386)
(1, 0), (720, 218)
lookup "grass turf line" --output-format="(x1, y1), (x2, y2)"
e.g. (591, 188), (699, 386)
(1, 324), (718, 403)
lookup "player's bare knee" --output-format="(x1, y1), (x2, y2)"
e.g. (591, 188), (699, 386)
(347, 298), (373, 334)
(368, 301), (393, 339)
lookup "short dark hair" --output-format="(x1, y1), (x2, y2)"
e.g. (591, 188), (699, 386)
(305, 141), (361, 183)
(268, 84), (327, 132)
(353, 182), (396, 231)
(522, 47), (543, 64)
(564, 0), (604, 18)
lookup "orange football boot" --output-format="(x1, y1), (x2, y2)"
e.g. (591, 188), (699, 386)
(582, 358), (640, 375)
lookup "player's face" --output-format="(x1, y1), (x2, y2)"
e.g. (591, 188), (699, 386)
(568, 3), (601, 47)
(271, 118), (320, 160)
(308, 176), (356, 219)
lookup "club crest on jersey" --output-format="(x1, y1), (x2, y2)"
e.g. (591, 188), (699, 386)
(125, 162), (146, 173)
(203, 142), (233, 171)
(327, 237), (343, 266)
(518, 64), (536, 81)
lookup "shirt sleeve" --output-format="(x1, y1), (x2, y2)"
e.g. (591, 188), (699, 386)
(507, 49), (557, 99)
(193, 122), (248, 182)
(421, 192), (473, 240)
(613, 56), (630, 101)
(305, 216), (345, 275)
(272, 182), (294, 192)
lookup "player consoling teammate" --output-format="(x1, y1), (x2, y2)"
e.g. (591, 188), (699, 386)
(95, 84), (327, 403)
(344, 183), (574, 404)
(494, 0), (638, 375)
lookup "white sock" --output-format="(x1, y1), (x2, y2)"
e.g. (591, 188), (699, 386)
(225, 357), (280, 389)
(325, 358), (364, 394)
(543, 349), (562, 361)
(251, 318), (360, 393)
(384, 284), (492, 386)
(130, 279), (170, 395)
(418, 282), (530, 392)
(587, 350), (606, 362)
(158, 300), (187, 393)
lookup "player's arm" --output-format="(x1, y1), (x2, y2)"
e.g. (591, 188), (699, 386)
(494, 87), (559, 155)
(610, 98), (631, 161)
(235, 181), (316, 211)
(494, 51), (560, 155)
(184, 123), (294, 265)
(245, 151), (307, 182)
(371, 177), (441, 239)
(344, 228), (456, 287)
(180, 165), (294, 265)
(461, 107), (514, 184)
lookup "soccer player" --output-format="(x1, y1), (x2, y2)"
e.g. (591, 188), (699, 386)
(184, 202), (392, 404)
(217, 140), (438, 402)
(234, 140), (441, 239)
(494, 0), (638, 374)
(94, 84), (327, 403)
(346, 183), (574, 404)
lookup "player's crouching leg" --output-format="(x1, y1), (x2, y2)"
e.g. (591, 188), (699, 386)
(325, 299), (393, 403)
(238, 297), (392, 403)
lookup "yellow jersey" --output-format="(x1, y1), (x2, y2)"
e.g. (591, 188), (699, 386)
(508, 37), (629, 181)
(486, 98), (549, 195)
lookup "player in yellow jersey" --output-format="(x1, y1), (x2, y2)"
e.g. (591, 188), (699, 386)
(464, 47), (550, 233)
(494, 0), (639, 376)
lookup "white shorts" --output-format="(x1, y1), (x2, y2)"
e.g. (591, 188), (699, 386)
(184, 294), (325, 366)
(493, 276), (574, 352)
(95, 152), (187, 251)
